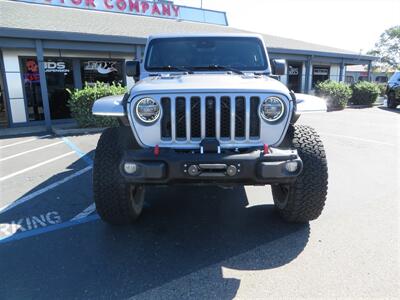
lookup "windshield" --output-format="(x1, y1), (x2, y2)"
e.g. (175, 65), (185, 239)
(388, 71), (400, 82)
(145, 37), (269, 72)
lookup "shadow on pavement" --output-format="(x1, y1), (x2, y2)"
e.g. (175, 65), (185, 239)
(378, 106), (400, 114)
(0, 182), (309, 299)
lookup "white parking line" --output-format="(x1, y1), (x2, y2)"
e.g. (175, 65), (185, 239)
(0, 151), (75, 182)
(0, 141), (64, 162)
(320, 132), (396, 147)
(0, 165), (93, 214)
(0, 135), (52, 149)
(70, 203), (96, 221)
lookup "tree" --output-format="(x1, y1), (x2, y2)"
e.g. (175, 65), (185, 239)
(368, 25), (400, 71)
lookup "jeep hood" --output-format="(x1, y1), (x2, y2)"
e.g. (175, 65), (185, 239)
(131, 74), (290, 96)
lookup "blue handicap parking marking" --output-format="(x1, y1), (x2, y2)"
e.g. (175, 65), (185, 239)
(0, 135), (98, 244)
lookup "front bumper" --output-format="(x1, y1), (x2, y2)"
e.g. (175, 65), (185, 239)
(119, 147), (303, 185)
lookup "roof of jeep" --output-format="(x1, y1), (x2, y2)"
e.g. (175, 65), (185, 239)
(148, 33), (264, 39)
(0, 0), (375, 60)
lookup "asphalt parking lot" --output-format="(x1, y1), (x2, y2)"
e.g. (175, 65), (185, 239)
(0, 106), (399, 299)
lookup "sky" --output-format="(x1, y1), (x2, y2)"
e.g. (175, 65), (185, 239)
(174, 0), (400, 54)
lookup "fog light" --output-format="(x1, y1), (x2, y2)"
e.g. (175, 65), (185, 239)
(285, 161), (298, 173)
(124, 162), (137, 174)
(226, 165), (237, 176)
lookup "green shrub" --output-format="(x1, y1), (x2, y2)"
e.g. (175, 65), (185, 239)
(377, 83), (387, 97)
(315, 80), (352, 110)
(350, 81), (380, 106)
(68, 82), (126, 128)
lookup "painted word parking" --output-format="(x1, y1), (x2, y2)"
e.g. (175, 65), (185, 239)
(0, 211), (61, 239)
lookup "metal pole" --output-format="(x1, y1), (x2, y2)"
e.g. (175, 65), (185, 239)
(304, 56), (312, 94)
(339, 60), (345, 82)
(367, 61), (372, 82)
(35, 39), (52, 132)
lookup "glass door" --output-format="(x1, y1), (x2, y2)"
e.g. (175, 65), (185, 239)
(287, 62), (303, 93)
(21, 57), (74, 122)
(45, 59), (74, 119)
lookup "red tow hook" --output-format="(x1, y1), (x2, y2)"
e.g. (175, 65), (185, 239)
(154, 144), (160, 156)
(263, 144), (269, 155)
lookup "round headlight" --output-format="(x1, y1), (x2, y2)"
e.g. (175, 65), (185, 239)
(135, 97), (160, 123)
(259, 96), (285, 122)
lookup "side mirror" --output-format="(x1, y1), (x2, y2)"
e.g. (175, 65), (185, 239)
(271, 59), (286, 76)
(126, 61), (140, 81)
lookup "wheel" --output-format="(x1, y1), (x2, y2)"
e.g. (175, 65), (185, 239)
(93, 126), (145, 225)
(387, 92), (398, 109)
(272, 125), (328, 223)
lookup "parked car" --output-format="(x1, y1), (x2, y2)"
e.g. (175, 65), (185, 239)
(386, 71), (400, 108)
(92, 34), (328, 225)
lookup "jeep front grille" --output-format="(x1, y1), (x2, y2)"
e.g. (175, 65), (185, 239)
(160, 96), (260, 141)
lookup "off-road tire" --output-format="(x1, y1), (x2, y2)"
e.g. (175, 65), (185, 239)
(272, 125), (328, 223)
(387, 92), (398, 109)
(93, 126), (145, 225)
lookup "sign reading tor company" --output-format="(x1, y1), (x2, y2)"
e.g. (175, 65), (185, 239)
(17, 0), (181, 18)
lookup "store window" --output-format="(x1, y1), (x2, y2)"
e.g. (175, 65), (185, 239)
(375, 76), (388, 83)
(358, 76), (368, 81)
(312, 66), (330, 88)
(21, 58), (44, 121)
(345, 76), (355, 84)
(81, 60), (124, 86)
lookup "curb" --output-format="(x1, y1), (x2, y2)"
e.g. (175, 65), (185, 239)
(51, 127), (105, 135)
(0, 126), (47, 137)
(347, 103), (383, 109)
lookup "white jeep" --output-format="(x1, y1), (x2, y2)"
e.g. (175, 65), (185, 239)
(92, 34), (328, 225)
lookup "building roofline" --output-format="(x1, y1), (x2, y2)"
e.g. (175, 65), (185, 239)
(0, 27), (147, 45)
(268, 47), (377, 61)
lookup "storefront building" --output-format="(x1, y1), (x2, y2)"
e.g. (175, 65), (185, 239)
(0, 0), (375, 129)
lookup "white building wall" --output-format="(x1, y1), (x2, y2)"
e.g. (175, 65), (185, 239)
(2, 49), (36, 123)
(301, 63), (307, 93)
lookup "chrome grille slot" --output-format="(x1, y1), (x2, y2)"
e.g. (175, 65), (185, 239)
(190, 97), (201, 138)
(220, 97), (231, 138)
(235, 96), (246, 138)
(175, 97), (186, 139)
(205, 96), (216, 138)
(250, 97), (260, 138)
(161, 97), (171, 139)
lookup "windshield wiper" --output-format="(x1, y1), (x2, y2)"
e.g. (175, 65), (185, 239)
(148, 65), (194, 74)
(192, 65), (244, 75)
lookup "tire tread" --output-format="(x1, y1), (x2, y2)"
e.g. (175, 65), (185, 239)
(273, 125), (328, 222)
(93, 127), (142, 225)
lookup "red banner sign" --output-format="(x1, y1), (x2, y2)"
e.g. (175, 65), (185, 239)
(41, 0), (180, 17)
